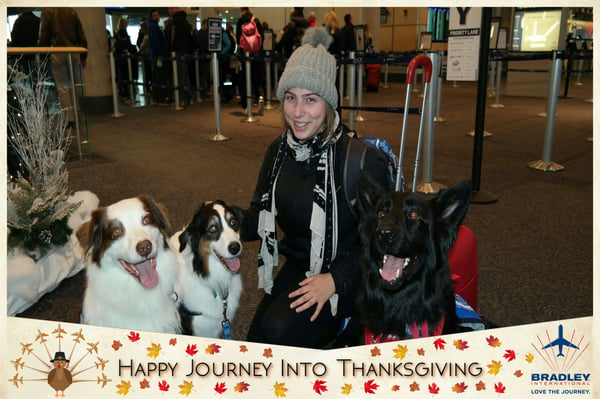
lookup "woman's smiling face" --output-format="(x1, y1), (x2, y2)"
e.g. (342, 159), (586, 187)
(283, 87), (327, 143)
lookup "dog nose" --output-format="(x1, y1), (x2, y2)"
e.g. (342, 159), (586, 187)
(377, 229), (395, 245)
(136, 240), (153, 257)
(228, 241), (242, 256)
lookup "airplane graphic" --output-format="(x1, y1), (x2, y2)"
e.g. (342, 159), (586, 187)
(542, 325), (579, 357)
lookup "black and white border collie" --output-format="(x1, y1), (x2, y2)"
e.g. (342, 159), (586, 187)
(172, 200), (243, 338)
(76, 195), (181, 333)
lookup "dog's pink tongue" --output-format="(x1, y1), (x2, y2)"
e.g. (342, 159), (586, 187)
(224, 257), (241, 272)
(381, 255), (404, 282)
(136, 259), (159, 288)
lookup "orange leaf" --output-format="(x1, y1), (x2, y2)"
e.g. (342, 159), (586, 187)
(340, 383), (352, 395)
(452, 382), (468, 393)
(371, 347), (381, 357)
(239, 345), (248, 353)
(487, 360), (502, 375)
(234, 381), (250, 393)
(116, 380), (131, 395)
(514, 370), (523, 378)
(453, 339), (469, 351)
(263, 348), (273, 358)
(313, 379), (327, 395)
(205, 343), (221, 355)
(274, 381), (288, 397)
(417, 348), (425, 356)
(169, 338), (177, 346)
(179, 380), (194, 396)
(475, 381), (486, 391)
(391, 385), (400, 392)
(486, 335), (502, 347)
(139, 379), (150, 389)
(409, 381), (420, 392)
(112, 340), (122, 351)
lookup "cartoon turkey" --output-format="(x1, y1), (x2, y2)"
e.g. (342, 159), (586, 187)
(48, 352), (72, 396)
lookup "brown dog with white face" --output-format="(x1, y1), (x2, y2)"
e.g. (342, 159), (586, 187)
(76, 195), (181, 333)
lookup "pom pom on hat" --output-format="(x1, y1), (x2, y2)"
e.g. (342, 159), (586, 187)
(277, 26), (338, 110)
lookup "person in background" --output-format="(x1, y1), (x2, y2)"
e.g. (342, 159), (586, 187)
(38, 7), (87, 130)
(113, 17), (137, 100)
(147, 8), (170, 105)
(240, 27), (392, 348)
(307, 11), (317, 27)
(193, 18), (210, 100)
(137, 20), (153, 96)
(236, 7), (264, 111)
(277, 8), (310, 60)
(10, 8), (41, 76)
(340, 13), (356, 54)
(165, 7), (194, 105)
(324, 10), (341, 56)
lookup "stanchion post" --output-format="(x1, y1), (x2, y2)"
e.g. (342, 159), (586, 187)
(194, 55), (202, 103)
(264, 51), (274, 110)
(381, 60), (390, 89)
(126, 51), (135, 103)
(490, 59), (504, 108)
(338, 63), (345, 107)
(67, 53), (82, 160)
(243, 52), (258, 122)
(207, 51), (229, 141)
(434, 51), (446, 123)
(417, 51), (445, 194)
(528, 51), (564, 172)
(109, 51), (124, 118)
(171, 51), (183, 110)
(488, 58), (496, 97)
(355, 57), (365, 122)
(575, 56), (584, 86)
(347, 52), (356, 131)
(536, 54), (557, 118)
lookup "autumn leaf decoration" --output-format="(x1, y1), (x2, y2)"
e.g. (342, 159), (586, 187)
(313, 379), (327, 395)
(340, 383), (353, 395)
(179, 380), (194, 396)
(525, 353), (535, 363)
(370, 347), (381, 357)
(409, 381), (420, 392)
(116, 380), (131, 395)
(364, 379), (379, 394)
(158, 380), (170, 392)
(503, 349), (516, 361)
(235, 381), (250, 393)
(127, 331), (140, 342)
(452, 382), (468, 393)
(475, 380), (486, 391)
(112, 340), (122, 351)
(169, 338), (177, 346)
(140, 379), (150, 389)
(273, 381), (288, 397)
(263, 348), (273, 358)
(433, 338), (446, 350)
(454, 339), (469, 351)
(147, 343), (161, 359)
(393, 344), (408, 359)
(428, 382), (440, 394)
(486, 335), (502, 347)
(214, 381), (227, 394)
(185, 344), (198, 356)
(494, 382), (506, 393)
(205, 343), (221, 355)
(487, 360), (502, 375)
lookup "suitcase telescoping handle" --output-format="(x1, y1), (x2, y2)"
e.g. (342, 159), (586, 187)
(406, 54), (433, 84)
(396, 54), (433, 192)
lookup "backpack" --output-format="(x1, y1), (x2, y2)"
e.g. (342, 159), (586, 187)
(240, 16), (262, 54)
(221, 29), (233, 56)
(343, 132), (398, 220)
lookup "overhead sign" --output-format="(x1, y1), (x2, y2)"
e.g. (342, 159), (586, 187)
(447, 7), (482, 81)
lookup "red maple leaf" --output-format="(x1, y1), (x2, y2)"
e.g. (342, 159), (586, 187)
(494, 382), (506, 393)
(391, 385), (400, 392)
(433, 338), (446, 350)
(263, 348), (273, 358)
(313, 380), (328, 395)
(128, 331), (140, 342)
(206, 343), (221, 355)
(239, 345), (248, 353)
(186, 344), (198, 356)
(428, 383), (440, 394)
(158, 380), (170, 392)
(169, 338), (177, 346)
(112, 340), (122, 351)
(503, 349), (516, 361)
(417, 348), (425, 356)
(409, 381), (420, 392)
(475, 381), (486, 391)
(364, 380), (379, 394)
(214, 382), (227, 394)
(140, 379), (150, 389)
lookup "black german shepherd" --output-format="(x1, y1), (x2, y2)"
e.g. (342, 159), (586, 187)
(356, 173), (472, 343)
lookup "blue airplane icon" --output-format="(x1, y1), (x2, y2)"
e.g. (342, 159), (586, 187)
(542, 325), (579, 357)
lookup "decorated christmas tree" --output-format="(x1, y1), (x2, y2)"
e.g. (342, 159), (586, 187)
(7, 64), (81, 260)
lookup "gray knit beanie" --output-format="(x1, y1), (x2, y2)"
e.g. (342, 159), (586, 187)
(277, 26), (338, 110)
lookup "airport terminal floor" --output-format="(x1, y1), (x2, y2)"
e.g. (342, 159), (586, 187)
(16, 71), (594, 342)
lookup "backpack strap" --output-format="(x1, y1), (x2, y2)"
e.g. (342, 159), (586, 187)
(343, 136), (367, 220)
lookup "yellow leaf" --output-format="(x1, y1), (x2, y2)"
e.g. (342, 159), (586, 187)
(525, 353), (535, 363)
(393, 344), (408, 360)
(147, 343), (162, 359)
(341, 383), (352, 395)
(116, 380), (131, 395)
(487, 360), (502, 375)
(274, 381), (288, 397)
(178, 380), (194, 396)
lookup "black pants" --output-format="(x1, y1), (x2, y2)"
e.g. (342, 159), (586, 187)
(246, 260), (339, 348)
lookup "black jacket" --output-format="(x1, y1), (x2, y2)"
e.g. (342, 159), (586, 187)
(166, 10), (193, 53)
(241, 131), (391, 316)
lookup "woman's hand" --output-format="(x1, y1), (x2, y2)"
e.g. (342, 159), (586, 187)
(289, 273), (336, 322)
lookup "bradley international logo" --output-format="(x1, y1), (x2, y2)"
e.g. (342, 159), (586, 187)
(529, 323), (591, 396)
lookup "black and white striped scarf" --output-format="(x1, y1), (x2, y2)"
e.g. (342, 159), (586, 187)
(257, 117), (342, 315)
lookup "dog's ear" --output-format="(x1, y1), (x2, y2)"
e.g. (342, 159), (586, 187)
(357, 171), (385, 218)
(139, 194), (172, 233)
(434, 180), (472, 252)
(76, 208), (105, 264)
(178, 229), (190, 252)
